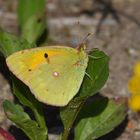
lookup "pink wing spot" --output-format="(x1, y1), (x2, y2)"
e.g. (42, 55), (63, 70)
(53, 71), (59, 77)
(73, 61), (81, 66)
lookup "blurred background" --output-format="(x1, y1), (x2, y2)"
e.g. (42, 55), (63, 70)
(0, 0), (140, 139)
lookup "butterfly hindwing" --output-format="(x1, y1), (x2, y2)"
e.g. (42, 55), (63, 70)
(6, 46), (88, 106)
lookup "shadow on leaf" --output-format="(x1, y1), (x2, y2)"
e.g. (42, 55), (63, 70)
(75, 94), (109, 124)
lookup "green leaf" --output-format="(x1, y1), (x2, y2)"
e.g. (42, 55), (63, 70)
(21, 14), (46, 43)
(0, 29), (36, 57)
(60, 49), (109, 140)
(0, 28), (47, 135)
(60, 97), (87, 140)
(17, 0), (46, 26)
(12, 75), (47, 130)
(0, 29), (47, 136)
(74, 96), (126, 140)
(79, 48), (109, 97)
(17, 0), (46, 43)
(3, 100), (48, 140)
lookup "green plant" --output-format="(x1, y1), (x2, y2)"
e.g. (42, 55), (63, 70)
(0, 0), (126, 140)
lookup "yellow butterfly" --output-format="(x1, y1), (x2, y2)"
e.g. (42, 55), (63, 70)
(6, 46), (88, 106)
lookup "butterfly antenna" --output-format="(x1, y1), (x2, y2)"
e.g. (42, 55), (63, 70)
(85, 72), (93, 80)
(77, 33), (94, 51)
(76, 20), (81, 46)
(81, 33), (92, 44)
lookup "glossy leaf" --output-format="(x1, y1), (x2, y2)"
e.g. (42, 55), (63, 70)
(3, 100), (48, 140)
(75, 97), (126, 140)
(79, 48), (109, 97)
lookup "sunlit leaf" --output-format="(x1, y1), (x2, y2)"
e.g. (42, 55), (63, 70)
(75, 97), (126, 140)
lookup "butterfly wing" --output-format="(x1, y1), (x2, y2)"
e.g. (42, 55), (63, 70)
(6, 46), (88, 106)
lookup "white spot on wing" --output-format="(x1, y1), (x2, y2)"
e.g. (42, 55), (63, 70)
(53, 71), (59, 77)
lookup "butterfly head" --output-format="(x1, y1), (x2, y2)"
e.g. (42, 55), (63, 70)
(76, 32), (93, 53)
(77, 43), (87, 52)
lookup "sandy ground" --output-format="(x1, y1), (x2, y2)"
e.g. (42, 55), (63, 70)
(0, 0), (140, 139)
